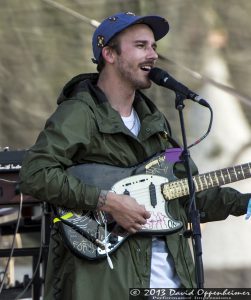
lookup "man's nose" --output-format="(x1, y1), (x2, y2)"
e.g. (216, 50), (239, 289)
(147, 47), (158, 60)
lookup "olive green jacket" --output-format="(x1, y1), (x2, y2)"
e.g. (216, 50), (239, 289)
(20, 73), (250, 300)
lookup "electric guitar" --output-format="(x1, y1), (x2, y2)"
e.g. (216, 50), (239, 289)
(54, 150), (251, 260)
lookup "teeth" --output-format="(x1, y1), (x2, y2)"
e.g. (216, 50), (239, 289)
(140, 66), (152, 71)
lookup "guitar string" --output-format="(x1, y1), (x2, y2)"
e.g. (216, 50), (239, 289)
(120, 173), (235, 197)
(120, 167), (250, 198)
(116, 184), (187, 196)
(115, 185), (173, 199)
(106, 165), (249, 204)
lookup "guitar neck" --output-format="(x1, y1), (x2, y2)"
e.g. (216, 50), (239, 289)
(162, 162), (251, 200)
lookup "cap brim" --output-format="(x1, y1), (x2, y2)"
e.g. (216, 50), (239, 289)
(129, 15), (169, 41)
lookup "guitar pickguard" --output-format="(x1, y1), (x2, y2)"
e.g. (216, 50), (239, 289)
(111, 174), (182, 234)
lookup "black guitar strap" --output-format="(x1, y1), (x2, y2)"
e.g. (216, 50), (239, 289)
(166, 133), (182, 149)
(161, 115), (182, 150)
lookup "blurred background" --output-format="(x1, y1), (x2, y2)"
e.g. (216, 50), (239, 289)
(0, 0), (251, 294)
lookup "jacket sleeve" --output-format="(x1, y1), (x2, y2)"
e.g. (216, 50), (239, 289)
(173, 157), (250, 222)
(19, 100), (100, 210)
(182, 186), (250, 223)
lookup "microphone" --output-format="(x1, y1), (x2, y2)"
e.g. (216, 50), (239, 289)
(149, 67), (209, 107)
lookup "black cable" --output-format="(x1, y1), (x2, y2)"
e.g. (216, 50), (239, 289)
(51, 224), (62, 300)
(179, 231), (194, 288)
(14, 206), (44, 299)
(0, 191), (23, 295)
(187, 103), (213, 150)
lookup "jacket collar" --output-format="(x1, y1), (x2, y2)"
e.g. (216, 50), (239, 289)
(57, 73), (168, 140)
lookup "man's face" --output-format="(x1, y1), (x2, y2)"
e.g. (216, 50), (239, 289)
(113, 24), (158, 90)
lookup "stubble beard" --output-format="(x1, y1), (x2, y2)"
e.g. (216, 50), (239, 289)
(117, 58), (151, 90)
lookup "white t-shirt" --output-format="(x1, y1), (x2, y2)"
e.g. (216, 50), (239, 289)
(150, 237), (181, 288)
(121, 108), (140, 136)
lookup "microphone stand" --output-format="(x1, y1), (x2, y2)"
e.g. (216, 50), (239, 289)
(174, 91), (204, 289)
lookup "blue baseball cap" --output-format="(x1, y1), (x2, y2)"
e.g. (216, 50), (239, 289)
(92, 12), (169, 64)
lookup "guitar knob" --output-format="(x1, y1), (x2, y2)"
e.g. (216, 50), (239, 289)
(108, 234), (118, 245)
(123, 189), (130, 195)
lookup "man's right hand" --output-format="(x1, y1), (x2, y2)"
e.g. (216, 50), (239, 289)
(98, 191), (151, 234)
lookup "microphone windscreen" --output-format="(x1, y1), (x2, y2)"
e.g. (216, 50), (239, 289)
(149, 67), (166, 85)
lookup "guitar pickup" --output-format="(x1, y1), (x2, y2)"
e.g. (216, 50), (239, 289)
(149, 182), (157, 208)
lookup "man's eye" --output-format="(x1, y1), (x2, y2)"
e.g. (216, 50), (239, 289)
(136, 44), (144, 48)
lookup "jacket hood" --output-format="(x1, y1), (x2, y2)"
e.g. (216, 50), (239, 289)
(56, 73), (171, 138)
(57, 73), (99, 105)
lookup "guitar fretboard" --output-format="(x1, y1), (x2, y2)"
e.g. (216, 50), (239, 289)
(162, 162), (251, 200)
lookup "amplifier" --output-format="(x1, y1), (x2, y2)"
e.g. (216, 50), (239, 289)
(0, 149), (38, 205)
(0, 149), (26, 173)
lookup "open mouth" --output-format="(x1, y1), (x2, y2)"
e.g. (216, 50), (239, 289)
(140, 65), (152, 72)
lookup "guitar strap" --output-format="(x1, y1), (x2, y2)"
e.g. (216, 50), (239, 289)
(166, 133), (182, 149)
(159, 113), (182, 150)
(159, 128), (182, 150)
(159, 124), (200, 177)
(163, 131), (200, 179)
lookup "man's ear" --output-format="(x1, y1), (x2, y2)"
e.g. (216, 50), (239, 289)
(101, 46), (115, 64)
